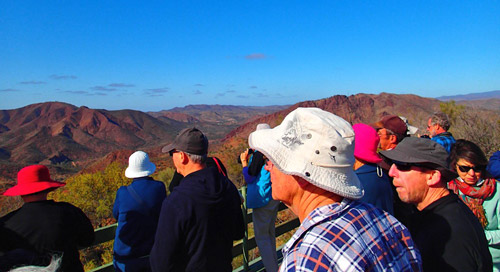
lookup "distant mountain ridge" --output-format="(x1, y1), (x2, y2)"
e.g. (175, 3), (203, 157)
(437, 90), (500, 101)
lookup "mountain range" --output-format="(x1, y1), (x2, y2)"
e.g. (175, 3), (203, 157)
(1, 91), (499, 182)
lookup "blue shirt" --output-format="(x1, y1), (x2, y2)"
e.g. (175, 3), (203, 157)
(279, 199), (422, 272)
(431, 132), (456, 154)
(242, 163), (272, 209)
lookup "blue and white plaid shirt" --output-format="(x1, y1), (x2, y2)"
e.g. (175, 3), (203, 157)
(279, 199), (422, 272)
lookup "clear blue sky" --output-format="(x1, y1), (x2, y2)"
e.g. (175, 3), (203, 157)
(1, 1), (499, 111)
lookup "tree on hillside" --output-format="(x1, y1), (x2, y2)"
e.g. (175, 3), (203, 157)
(440, 101), (500, 157)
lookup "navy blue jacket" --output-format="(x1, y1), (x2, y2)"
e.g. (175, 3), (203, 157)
(150, 167), (244, 272)
(355, 163), (394, 215)
(113, 177), (166, 265)
(488, 151), (500, 179)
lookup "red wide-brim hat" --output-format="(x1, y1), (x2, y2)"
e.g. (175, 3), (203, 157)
(2, 165), (65, 196)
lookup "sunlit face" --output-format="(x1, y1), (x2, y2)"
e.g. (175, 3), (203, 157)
(456, 158), (482, 185)
(389, 163), (429, 207)
(265, 160), (296, 205)
(427, 118), (438, 137)
(377, 128), (393, 150)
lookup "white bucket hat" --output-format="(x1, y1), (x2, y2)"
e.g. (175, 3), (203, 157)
(125, 151), (156, 178)
(399, 116), (418, 135)
(249, 107), (363, 199)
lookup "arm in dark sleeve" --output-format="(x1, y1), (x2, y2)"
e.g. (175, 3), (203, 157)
(112, 188), (121, 219)
(230, 185), (245, 240)
(242, 167), (257, 184)
(72, 206), (95, 247)
(150, 197), (184, 272)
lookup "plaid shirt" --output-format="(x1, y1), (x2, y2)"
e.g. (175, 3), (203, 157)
(279, 199), (422, 272)
(431, 132), (456, 154)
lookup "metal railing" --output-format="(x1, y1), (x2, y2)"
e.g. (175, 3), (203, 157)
(86, 186), (300, 272)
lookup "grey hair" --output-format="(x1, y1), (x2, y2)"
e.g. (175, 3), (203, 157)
(9, 256), (61, 272)
(430, 112), (451, 131)
(186, 152), (207, 164)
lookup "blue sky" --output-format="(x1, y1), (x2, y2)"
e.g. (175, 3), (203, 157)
(1, 1), (499, 111)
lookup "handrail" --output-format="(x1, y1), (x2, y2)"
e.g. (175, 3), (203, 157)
(86, 187), (300, 272)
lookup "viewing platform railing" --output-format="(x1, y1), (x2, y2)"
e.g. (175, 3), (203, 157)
(86, 186), (300, 272)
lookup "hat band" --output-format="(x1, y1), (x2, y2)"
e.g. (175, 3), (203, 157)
(311, 162), (352, 168)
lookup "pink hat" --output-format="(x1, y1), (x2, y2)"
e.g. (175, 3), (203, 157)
(3, 165), (65, 196)
(353, 123), (382, 164)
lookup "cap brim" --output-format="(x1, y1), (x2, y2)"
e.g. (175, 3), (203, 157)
(370, 121), (384, 130)
(161, 143), (176, 153)
(379, 148), (428, 164)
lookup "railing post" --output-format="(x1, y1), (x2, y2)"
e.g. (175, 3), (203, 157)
(241, 185), (249, 272)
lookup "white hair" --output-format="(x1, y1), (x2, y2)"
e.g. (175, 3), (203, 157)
(186, 152), (207, 164)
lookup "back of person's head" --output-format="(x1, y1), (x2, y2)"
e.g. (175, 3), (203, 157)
(449, 139), (488, 177)
(249, 107), (363, 200)
(430, 112), (451, 131)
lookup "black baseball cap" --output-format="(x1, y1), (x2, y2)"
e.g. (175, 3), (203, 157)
(162, 127), (208, 156)
(380, 137), (456, 178)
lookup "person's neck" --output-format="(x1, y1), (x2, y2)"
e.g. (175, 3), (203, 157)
(353, 159), (365, 170)
(434, 127), (447, 135)
(294, 186), (343, 222)
(417, 187), (450, 211)
(22, 192), (49, 203)
(181, 163), (206, 177)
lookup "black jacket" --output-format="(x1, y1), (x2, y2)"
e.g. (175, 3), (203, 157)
(150, 167), (244, 272)
(0, 200), (94, 271)
(409, 193), (492, 272)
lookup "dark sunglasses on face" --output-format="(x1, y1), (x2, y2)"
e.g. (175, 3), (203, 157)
(457, 164), (485, 173)
(393, 161), (431, 171)
(169, 150), (178, 156)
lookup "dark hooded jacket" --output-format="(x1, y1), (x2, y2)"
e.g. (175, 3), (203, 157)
(150, 167), (244, 272)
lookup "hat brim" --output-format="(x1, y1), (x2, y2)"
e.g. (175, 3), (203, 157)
(161, 143), (176, 153)
(355, 153), (382, 164)
(249, 126), (363, 200)
(125, 163), (156, 179)
(3, 181), (65, 196)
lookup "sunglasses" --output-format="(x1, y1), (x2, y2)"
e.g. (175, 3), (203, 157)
(169, 150), (179, 156)
(393, 161), (432, 171)
(456, 164), (485, 173)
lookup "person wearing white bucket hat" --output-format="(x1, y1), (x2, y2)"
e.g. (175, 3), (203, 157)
(112, 151), (166, 272)
(249, 107), (422, 271)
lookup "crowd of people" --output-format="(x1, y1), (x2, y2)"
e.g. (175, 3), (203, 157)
(0, 107), (499, 272)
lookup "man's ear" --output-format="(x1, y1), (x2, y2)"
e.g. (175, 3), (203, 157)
(389, 134), (398, 144)
(426, 170), (442, 187)
(179, 151), (189, 164)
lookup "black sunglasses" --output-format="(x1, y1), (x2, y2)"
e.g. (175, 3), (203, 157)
(169, 150), (178, 156)
(393, 161), (432, 171)
(457, 164), (485, 173)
